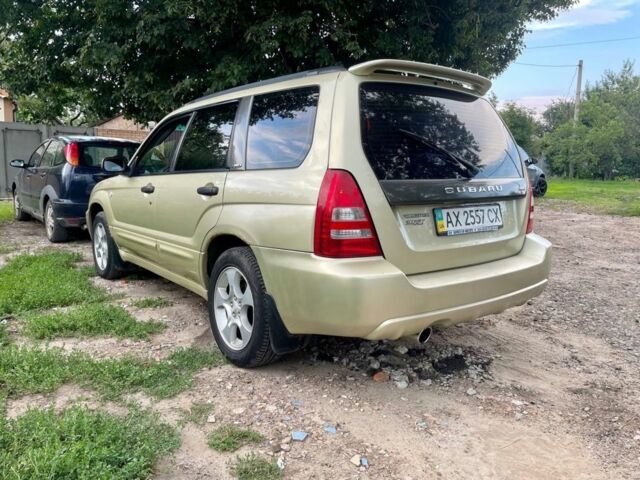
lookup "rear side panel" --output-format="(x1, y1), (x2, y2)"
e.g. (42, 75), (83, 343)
(330, 73), (528, 275)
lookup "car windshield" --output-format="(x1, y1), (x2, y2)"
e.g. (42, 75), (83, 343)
(360, 82), (522, 181)
(80, 142), (139, 168)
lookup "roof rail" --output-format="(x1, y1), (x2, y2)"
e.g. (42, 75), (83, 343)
(348, 59), (491, 96)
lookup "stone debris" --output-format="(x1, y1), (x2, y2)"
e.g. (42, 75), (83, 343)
(291, 431), (308, 442)
(466, 388), (477, 396)
(206, 414), (216, 423)
(372, 371), (390, 382)
(350, 454), (362, 466)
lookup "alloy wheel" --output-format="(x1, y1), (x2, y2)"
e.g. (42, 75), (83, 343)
(213, 267), (254, 350)
(45, 203), (55, 238)
(93, 223), (109, 271)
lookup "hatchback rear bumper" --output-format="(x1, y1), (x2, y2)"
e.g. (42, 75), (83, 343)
(253, 234), (551, 340)
(51, 199), (88, 228)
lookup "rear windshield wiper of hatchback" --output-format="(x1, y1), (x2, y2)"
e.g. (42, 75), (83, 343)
(398, 128), (479, 177)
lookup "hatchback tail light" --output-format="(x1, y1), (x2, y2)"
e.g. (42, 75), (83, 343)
(526, 186), (534, 234)
(314, 169), (382, 258)
(63, 142), (80, 166)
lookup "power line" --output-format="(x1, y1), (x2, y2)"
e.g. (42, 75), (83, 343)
(526, 35), (640, 49)
(514, 62), (577, 67)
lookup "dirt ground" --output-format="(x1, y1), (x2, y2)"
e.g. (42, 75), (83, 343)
(1, 203), (639, 480)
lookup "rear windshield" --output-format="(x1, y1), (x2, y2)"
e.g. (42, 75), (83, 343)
(80, 142), (139, 168)
(360, 83), (522, 181)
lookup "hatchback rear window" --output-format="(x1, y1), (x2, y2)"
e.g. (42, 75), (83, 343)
(360, 83), (522, 181)
(80, 142), (139, 168)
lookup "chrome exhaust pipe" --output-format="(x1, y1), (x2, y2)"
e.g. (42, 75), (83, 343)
(417, 327), (432, 344)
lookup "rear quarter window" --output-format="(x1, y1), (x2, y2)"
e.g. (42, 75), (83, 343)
(80, 142), (139, 168)
(246, 86), (319, 170)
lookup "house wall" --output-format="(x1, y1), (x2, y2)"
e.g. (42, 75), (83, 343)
(0, 98), (15, 122)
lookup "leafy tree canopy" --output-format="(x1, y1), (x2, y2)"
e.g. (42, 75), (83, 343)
(499, 102), (542, 155)
(0, 0), (574, 124)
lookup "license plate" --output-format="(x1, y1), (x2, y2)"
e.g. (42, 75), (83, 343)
(434, 204), (503, 236)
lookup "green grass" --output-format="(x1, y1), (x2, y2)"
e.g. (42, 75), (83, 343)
(131, 297), (173, 309)
(230, 453), (282, 480)
(0, 346), (225, 400)
(0, 201), (12, 224)
(0, 323), (10, 347)
(208, 425), (264, 452)
(0, 252), (106, 315)
(544, 179), (640, 216)
(23, 304), (165, 340)
(180, 401), (214, 426)
(0, 406), (179, 480)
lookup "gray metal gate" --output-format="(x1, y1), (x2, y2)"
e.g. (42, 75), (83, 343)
(0, 122), (94, 198)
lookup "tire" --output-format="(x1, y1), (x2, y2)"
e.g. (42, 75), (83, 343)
(92, 212), (126, 279)
(44, 201), (69, 242)
(208, 247), (278, 368)
(12, 190), (29, 221)
(535, 178), (548, 197)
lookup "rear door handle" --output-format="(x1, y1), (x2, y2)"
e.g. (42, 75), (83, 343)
(141, 183), (155, 194)
(197, 184), (219, 196)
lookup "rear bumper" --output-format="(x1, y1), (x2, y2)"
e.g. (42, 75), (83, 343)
(253, 234), (551, 340)
(51, 199), (88, 228)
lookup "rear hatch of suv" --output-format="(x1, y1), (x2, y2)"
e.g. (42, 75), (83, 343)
(340, 78), (529, 275)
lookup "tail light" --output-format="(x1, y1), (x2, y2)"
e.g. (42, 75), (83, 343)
(314, 169), (382, 258)
(63, 142), (80, 166)
(526, 186), (534, 234)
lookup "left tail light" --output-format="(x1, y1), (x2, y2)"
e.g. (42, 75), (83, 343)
(63, 142), (79, 166)
(526, 186), (534, 234)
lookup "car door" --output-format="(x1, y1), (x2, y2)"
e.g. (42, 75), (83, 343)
(151, 101), (237, 283)
(30, 140), (58, 217)
(23, 141), (50, 212)
(107, 117), (189, 263)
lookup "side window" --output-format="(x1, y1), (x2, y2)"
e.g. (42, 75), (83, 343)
(246, 86), (319, 170)
(53, 141), (66, 166)
(28, 143), (48, 167)
(134, 118), (189, 175)
(174, 102), (237, 172)
(40, 140), (59, 167)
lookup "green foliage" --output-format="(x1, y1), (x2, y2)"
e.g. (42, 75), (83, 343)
(541, 61), (640, 180)
(131, 297), (172, 309)
(0, 406), (179, 480)
(0, 201), (12, 224)
(23, 304), (165, 340)
(543, 179), (640, 216)
(180, 401), (214, 426)
(499, 102), (542, 155)
(0, 0), (574, 124)
(0, 252), (106, 315)
(230, 453), (282, 480)
(208, 425), (264, 452)
(0, 346), (224, 400)
(0, 323), (10, 347)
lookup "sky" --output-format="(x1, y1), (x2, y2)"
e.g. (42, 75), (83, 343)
(491, 0), (640, 114)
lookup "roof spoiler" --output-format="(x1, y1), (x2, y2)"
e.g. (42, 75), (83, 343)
(348, 59), (491, 96)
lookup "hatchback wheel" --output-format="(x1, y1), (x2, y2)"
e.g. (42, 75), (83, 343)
(92, 212), (126, 279)
(535, 178), (548, 197)
(44, 201), (69, 242)
(13, 192), (29, 221)
(208, 247), (278, 367)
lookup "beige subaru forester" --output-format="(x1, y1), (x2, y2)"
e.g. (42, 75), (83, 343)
(87, 59), (551, 367)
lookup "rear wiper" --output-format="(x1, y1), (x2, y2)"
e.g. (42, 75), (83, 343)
(398, 128), (479, 177)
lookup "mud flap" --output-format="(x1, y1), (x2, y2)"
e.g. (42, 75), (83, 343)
(265, 294), (307, 354)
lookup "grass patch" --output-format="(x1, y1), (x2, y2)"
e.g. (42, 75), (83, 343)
(0, 406), (179, 480)
(544, 179), (640, 216)
(132, 297), (173, 309)
(0, 323), (10, 347)
(23, 304), (165, 340)
(0, 346), (225, 400)
(0, 252), (106, 315)
(77, 264), (97, 277)
(0, 201), (12, 224)
(180, 401), (214, 426)
(208, 425), (264, 452)
(231, 453), (281, 480)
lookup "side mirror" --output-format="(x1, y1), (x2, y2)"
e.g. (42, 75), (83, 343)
(530, 158), (538, 165)
(102, 157), (125, 173)
(10, 159), (26, 168)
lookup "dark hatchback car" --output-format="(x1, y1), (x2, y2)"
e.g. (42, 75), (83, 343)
(10, 136), (139, 242)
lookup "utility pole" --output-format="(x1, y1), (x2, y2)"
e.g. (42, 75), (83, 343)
(569, 59), (583, 178)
